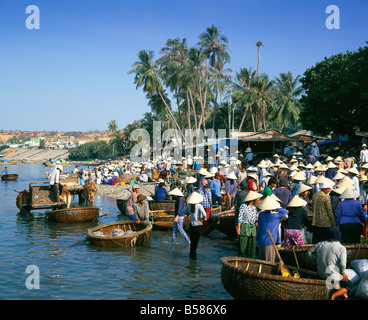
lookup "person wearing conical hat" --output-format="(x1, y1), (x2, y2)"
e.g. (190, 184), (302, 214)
(244, 147), (255, 166)
(256, 196), (289, 262)
(185, 176), (197, 199)
(237, 191), (263, 258)
(360, 144), (368, 167)
(197, 179), (212, 231)
(347, 167), (360, 195)
(336, 188), (367, 244)
(325, 161), (338, 181)
(290, 171), (306, 196)
(297, 184), (313, 213)
(309, 141), (320, 164)
(225, 172), (238, 210)
(182, 192), (207, 259)
(284, 196), (309, 246)
(170, 188), (190, 244)
(311, 181), (336, 244)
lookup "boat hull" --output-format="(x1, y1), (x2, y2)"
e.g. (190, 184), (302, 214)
(87, 221), (152, 247)
(1, 174), (18, 181)
(220, 257), (331, 300)
(46, 206), (99, 223)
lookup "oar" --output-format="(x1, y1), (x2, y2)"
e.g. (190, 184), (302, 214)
(267, 229), (292, 277)
(99, 212), (114, 218)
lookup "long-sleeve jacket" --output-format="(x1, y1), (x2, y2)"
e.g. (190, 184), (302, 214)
(335, 199), (366, 226)
(312, 191), (336, 227)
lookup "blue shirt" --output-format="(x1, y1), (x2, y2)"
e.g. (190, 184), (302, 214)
(336, 199), (366, 226)
(198, 188), (212, 208)
(256, 207), (288, 246)
(174, 196), (185, 217)
(210, 179), (222, 197)
(155, 187), (169, 201)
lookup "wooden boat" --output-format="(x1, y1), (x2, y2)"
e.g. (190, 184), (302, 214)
(116, 199), (176, 214)
(0, 160), (19, 165)
(278, 243), (368, 271)
(1, 174), (19, 181)
(43, 161), (55, 167)
(21, 159), (38, 163)
(220, 256), (331, 300)
(46, 206), (100, 223)
(86, 221), (152, 247)
(205, 209), (236, 239)
(149, 210), (191, 230)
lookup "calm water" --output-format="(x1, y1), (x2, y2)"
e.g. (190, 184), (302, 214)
(0, 163), (235, 300)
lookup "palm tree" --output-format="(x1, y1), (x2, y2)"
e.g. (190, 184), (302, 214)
(231, 67), (257, 132)
(199, 25), (231, 129)
(128, 50), (184, 139)
(107, 120), (118, 133)
(273, 72), (304, 132)
(253, 74), (275, 131)
(256, 41), (263, 76)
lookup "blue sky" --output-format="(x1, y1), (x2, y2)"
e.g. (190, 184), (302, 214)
(0, 0), (367, 132)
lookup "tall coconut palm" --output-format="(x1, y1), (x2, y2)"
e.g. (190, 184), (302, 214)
(199, 25), (231, 129)
(253, 74), (275, 131)
(273, 72), (304, 132)
(256, 41), (263, 76)
(128, 50), (184, 139)
(107, 120), (118, 133)
(231, 67), (257, 132)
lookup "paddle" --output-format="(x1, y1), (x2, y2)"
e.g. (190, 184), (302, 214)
(267, 229), (292, 277)
(99, 212), (114, 218)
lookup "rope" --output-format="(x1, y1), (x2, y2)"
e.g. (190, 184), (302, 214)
(292, 247), (300, 269)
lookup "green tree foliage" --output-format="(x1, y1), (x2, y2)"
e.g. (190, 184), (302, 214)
(300, 44), (368, 136)
(69, 141), (113, 160)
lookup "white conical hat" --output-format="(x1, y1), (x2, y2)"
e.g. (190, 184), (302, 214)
(287, 195), (307, 208)
(197, 168), (208, 175)
(244, 191), (263, 202)
(289, 164), (298, 171)
(315, 175), (327, 184)
(307, 175), (317, 185)
(226, 172), (237, 180)
(333, 186), (347, 195)
(209, 167), (218, 174)
(306, 163), (314, 170)
(229, 157), (237, 161)
(168, 188), (184, 197)
(333, 172), (345, 181)
(326, 156), (334, 162)
(360, 175), (368, 182)
(362, 163), (368, 170)
(315, 165), (327, 172)
(280, 163), (289, 170)
(347, 167), (360, 176)
(313, 161), (322, 168)
(339, 188), (359, 199)
(327, 162), (336, 169)
(326, 178), (336, 188)
(292, 172), (306, 181)
(336, 178), (354, 189)
(257, 196), (281, 211)
(187, 192), (203, 204)
(270, 194), (283, 203)
(185, 176), (197, 184)
(205, 172), (215, 178)
(320, 181), (332, 189)
(297, 184), (313, 194)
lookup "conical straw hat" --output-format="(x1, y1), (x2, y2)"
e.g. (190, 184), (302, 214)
(306, 163), (314, 169)
(360, 175), (368, 182)
(270, 194), (283, 203)
(257, 196), (281, 211)
(287, 195), (307, 208)
(326, 156), (334, 162)
(209, 167), (218, 174)
(307, 175), (317, 185)
(205, 172), (215, 179)
(226, 172), (237, 180)
(185, 176), (197, 184)
(315, 165), (327, 172)
(327, 162), (337, 169)
(347, 167), (360, 176)
(168, 188), (184, 197)
(297, 184), (313, 194)
(326, 178), (336, 188)
(197, 168), (208, 175)
(332, 186), (347, 195)
(332, 172), (345, 181)
(339, 188), (359, 200)
(315, 175), (327, 184)
(292, 172), (306, 181)
(362, 163), (368, 170)
(313, 161), (322, 168)
(280, 163), (289, 170)
(244, 191), (263, 202)
(187, 192), (203, 204)
(336, 178), (354, 189)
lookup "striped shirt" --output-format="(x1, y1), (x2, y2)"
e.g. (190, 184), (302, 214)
(198, 188), (212, 208)
(238, 204), (258, 225)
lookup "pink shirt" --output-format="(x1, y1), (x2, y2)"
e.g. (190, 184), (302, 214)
(126, 192), (138, 215)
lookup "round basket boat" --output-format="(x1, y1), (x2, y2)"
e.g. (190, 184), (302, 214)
(1, 174), (18, 181)
(149, 210), (191, 230)
(87, 221), (152, 247)
(46, 206), (100, 223)
(220, 256), (331, 300)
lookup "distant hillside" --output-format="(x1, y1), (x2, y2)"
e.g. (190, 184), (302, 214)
(0, 130), (112, 144)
